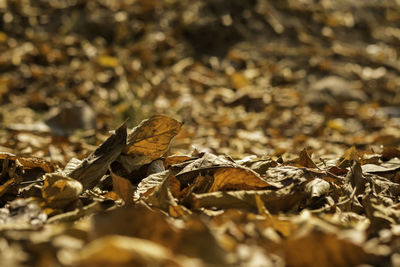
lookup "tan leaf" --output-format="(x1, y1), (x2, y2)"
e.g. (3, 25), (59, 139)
(305, 178), (330, 198)
(0, 153), (57, 173)
(134, 170), (171, 201)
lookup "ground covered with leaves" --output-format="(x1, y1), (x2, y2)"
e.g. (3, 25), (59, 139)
(1, 0), (400, 266)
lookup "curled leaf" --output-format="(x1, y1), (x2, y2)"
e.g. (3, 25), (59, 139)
(41, 173), (82, 209)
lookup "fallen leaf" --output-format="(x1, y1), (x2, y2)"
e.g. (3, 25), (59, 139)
(41, 173), (82, 209)
(67, 123), (127, 190)
(120, 115), (182, 172)
(305, 178), (330, 198)
(77, 235), (180, 267)
(110, 168), (134, 205)
(210, 167), (271, 192)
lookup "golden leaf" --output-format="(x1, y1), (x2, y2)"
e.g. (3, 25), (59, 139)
(121, 115), (182, 170)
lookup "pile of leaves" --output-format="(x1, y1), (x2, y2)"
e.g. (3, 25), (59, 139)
(0, 114), (399, 266)
(1, 0), (400, 266)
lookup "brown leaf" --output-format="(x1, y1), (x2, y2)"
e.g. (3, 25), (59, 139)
(175, 152), (271, 191)
(110, 168), (134, 205)
(77, 235), (180, 267)
(67, 123), (127, 190)
(210, 167), (271, 192)
(191, 189), (307, 214)
(381, 146), (400, 161)
(0, 153), (57, 173)
(282, 230), (380, 267)
(287, 148), (318, 169)
(338, 146), (359, 168)
(120, 115), (182, 172)
(134, 170), (172, 201)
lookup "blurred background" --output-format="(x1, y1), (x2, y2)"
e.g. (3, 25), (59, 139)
(0, 0), (400, 163)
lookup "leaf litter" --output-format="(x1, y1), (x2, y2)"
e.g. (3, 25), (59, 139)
(1, 1), (400, 266)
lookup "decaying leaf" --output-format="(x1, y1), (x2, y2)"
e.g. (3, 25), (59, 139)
(141, 172), (181, 212)
(287, 148), (319, 169)
(0, 153), (57, 173)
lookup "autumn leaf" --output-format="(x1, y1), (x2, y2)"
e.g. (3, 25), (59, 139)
(67, 123), (127, 190)
(118, 115), (182, 172)
(41, 173), (82, 209)
(110, 168), (134, 205)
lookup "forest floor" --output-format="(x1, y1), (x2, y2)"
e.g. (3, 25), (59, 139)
(1, 1), (400, 266)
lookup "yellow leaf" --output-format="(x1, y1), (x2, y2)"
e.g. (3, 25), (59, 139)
(97, 55), (118, 68)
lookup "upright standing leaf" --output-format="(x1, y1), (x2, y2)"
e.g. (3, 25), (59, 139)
(67, 123), (127, 190)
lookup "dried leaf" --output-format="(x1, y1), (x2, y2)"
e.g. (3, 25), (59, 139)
(191, 189), (307, 214)
(282, 230), (380, 267)
(210, 167), (271, 192)
(120, 115), (182, 172)
(134, 170), (172, 201)
(305, 178), (330, 198)
(291, 148), (319, 169)
(41, 173), (82, 209)
(67, 123), (127, 190)
(77, 235), (179, 267)
(338, 146), (359, 168)
(110, 169), (134, 205)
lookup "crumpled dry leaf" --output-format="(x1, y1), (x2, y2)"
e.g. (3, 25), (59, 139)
(67, 123), (127, 190)
(305, 178), (330, 198)
(176, 152), (272, 190)
(210, 167), (272, 192)
(134, 170), (172, 201)
(338, 146), (360, 168)
(41, 173), (82, 209)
